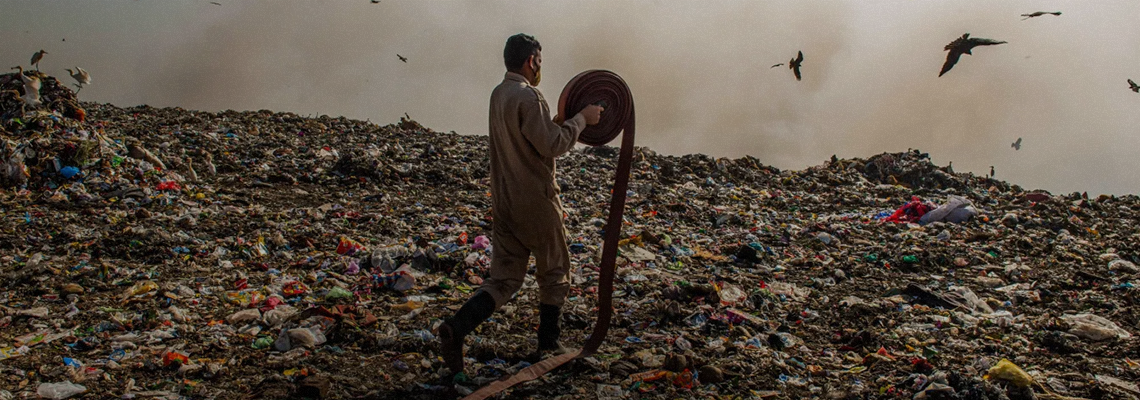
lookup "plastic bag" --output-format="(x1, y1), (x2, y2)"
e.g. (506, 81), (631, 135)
(919, 195), (977, 225)
(1063, 313), (1133, 341)
(37, 381), (87, 399)
(983, 359), (1033, 388)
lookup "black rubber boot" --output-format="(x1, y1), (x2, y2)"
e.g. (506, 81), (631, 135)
(438, 291), (496, 375)
(537, 303), (572, 355)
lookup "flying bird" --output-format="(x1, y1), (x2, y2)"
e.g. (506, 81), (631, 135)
(30, 50), (47, 70)
(66, 67), (91, 85)
(1021, 11), (1060, 20)
(939, 33), (1006, 77)
(1129, 79), (1139, 93)
(209, 1), (221, 5)
(371, 0), (380, 3)
(397, 54), (407, 63)
(1011, 137), (1022, 151)
(789, 51), (803, 81)
(770, 63), (784, 68)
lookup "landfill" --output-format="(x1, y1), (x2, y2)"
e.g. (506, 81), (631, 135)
(1, 71), (1138, 399)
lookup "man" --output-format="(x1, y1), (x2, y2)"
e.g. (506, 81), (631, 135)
(437, 33), (604, 375)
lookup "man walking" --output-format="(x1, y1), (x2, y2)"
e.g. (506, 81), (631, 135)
(438, 33), (603, 375)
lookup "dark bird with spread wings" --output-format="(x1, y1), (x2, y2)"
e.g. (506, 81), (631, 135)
(1021, 11), (1060, 20)
(789, 51), (803, 81)
(1011, 137), (1022, 151)
(939, 33), (1006, 77)
(1129, 79), (1139, 93)
(397, 54), (407, 63)
(770, 63), (784, 68)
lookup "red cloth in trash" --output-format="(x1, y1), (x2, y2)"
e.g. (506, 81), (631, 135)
(885, 196), (932, 223)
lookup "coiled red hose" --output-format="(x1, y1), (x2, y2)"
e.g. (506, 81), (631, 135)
(463, 70), (635, 399)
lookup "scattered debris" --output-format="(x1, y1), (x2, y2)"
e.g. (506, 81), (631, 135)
(0, 74), (1137, 399)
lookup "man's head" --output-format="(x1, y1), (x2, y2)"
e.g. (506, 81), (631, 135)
(504, 33), (542, 86)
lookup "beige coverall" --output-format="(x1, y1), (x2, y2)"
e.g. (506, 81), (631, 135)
(481, 72), (587, 308)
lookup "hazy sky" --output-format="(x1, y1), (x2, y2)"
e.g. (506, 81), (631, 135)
(4, 1), (1140, 195)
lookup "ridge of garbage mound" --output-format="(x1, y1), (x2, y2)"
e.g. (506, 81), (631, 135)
(2, 94), (1138, 400)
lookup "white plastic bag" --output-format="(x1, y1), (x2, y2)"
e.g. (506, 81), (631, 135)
(36, 381), (86, 400)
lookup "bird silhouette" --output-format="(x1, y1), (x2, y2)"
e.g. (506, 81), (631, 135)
(989, 166), (995, 178)
(789, 51), (803, 81)
(1011, 137), (1022, 151)
(30, 50), (47, 71)
(770, 63), (784, 68)
(939, 33), (1006, 77)
(1129, 79), (1139, 93)
(397, 54), (407, 63)
(209, 1), (221, 5)
(371, 0), (380, 3)
(1021, 11), (1060, 20)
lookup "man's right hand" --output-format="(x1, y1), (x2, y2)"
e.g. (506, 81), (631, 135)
(579, 105), (604, 125)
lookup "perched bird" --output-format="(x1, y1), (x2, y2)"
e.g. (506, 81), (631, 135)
(13, 66), (42, 107)
(12, 66), (41, 92)
(30, 50), (47, 70)
(1021, 11), (1061, 20)
(939, 33), (1006, 77)
(789, 51), (803, 81)
(4, 86), (41, 110)
(397, 54), (408, 63)
(202, 152), (217, 176)
(65, 67), (91, 91)
(989, 166), (995, 178)
(1011, 137), (1022, 151)
(185, 157), (199, 182)
(1128, 79), (1139, 93)
(128, 141), (167, 171)
(770, 63), (784, 68)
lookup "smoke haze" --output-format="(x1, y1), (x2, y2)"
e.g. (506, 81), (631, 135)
(4, 0), (1139, 194)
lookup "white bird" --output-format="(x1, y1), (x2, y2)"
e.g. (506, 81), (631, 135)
(1011, 137), (1022, 151)
(10, 66), (42, 109)
(66, 67), (91, 85)
(3, 88), (41, 113)
(185, 157), (199, 182)
(202, 152), (217, 175)
(13, 66), (41, 92)
(66, 67), (91, 93)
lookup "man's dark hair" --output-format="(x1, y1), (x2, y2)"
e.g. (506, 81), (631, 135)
(503, 33), (541, 71)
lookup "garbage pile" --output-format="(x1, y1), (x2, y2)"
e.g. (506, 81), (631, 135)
(1, 78), (1138, 399)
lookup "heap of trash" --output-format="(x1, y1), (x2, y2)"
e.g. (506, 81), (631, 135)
(0, 72), (1137, 400)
